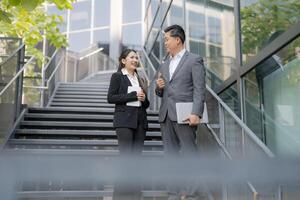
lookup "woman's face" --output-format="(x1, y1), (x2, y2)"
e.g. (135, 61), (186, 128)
(122, 51), (139, 71)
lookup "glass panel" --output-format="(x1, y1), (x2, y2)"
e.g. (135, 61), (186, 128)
(146, 28), (159, 53)
(47, 5), (67, 32)
(219, 83), (240, 117)
(122, 24), (142, 50)
(162, 0), (184, 28)
(0, 82), (16, 146)
(186, 0), (237, 89)
(94, 0), (110, 27)
(0, 39), (20, 63)
(0, 55), (18, 90)
(68, 31), (91, 52)
(224, 110), (243, 158)
(93, 29), (110, 55)
(123, 0), (141, 23)
(240, 0), (300, 63)
(147, 0), (160, 32)
(70, 0), (91, 31)
(243, 36), (300, 156)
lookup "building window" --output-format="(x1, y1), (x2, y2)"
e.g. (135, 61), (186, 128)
(94, 0), (110, 27)
(69, 0), (92, 31)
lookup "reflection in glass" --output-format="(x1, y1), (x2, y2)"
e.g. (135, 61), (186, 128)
(163, 0), (184, 29)
(123, 0), (141, 23)
(240, 0), (300, 63)
(122, 24), (142, 50)
(68, 31), (91, 52)
(94, 0), (110, 27)
(93, 29), (110, 55)
(147, 0), (160, 32)
(186, 0), (236, 88)
(219, 83), (240, 117)
(70, 0), (91, 31)
(243, 37), (300, 156)
(208, 16), (222, 45)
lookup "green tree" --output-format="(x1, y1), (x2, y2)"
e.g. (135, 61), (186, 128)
(0, 0), (75, 62)
(240, 0), (300, 57)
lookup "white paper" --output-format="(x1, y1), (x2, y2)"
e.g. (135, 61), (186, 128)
(127, 86), (142, 107)
(176, 102), (208, 124)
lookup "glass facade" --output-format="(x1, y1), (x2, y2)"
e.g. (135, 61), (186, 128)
(240, 0), (300, 63)
(46, 0), (144, 56)
(144, 0), (300, 156)
(145, 0), (237, 87)
(243, 37), (300, 156)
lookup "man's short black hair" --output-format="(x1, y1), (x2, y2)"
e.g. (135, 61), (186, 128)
(164, 24), (185, 44)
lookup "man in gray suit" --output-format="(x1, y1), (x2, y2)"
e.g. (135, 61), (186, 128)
(156, 24), (206, 157)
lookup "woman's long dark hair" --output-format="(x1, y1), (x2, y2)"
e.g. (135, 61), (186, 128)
(117, 49), (138, 72)
(117, 48), (147, 93)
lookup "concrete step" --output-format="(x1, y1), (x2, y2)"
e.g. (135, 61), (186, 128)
(15, 129), (162, 138)
(54, 95), (107, 99)
(28, 107), (159, 116)
(24, 113), (159, 122)
(17, 190), (168, 199)
(52, 98), (108, 103)
(57, 88), (108, 92)
(6, 149), (164, 156)
(60, 82), (109, 86)
(20, 121), (161, 130)
(9, 139), (163, 147)
(55, 91), (108, 95)
(49, 102), (114, 108)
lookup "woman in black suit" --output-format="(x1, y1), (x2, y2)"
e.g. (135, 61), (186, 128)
(107, 49), (149, 155)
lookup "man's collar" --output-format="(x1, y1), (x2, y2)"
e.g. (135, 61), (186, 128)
(170, 48), (186, 59)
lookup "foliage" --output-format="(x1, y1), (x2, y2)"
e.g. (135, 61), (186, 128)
(0, 0), (75, 64)
(240, 0), (300, 56)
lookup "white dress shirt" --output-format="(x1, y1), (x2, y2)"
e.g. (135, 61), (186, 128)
(169, 48), (186, 80)
(121, 68), (141, 107)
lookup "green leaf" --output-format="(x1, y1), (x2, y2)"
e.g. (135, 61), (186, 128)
(21, 0), (40, 11)
(8, 0), (21, 6)
(0, 9), (12, 23)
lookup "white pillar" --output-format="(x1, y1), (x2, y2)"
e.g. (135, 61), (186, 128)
(109, 0), (123, 62)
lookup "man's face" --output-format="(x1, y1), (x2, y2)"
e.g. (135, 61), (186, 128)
(164, 31), (180, 55)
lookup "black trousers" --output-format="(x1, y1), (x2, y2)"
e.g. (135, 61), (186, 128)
(113, 108), (146, 200)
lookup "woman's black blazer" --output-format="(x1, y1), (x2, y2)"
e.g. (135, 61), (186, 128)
(107, 71), (150, 129)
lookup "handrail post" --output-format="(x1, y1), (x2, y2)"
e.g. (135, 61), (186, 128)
(15, 44), (26, 120)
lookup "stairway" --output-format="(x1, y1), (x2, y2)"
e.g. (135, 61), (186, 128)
(4, 76), (171, 199)
(7, 82), (163, 156)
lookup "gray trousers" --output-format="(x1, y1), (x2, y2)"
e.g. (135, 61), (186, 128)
(161, 116), (200, 200)
(161, 116), (198, 156)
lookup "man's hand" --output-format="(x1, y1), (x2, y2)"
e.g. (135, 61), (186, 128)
(156, 72), (165, 89)
(183, 114), (201, 126)
(137, 91), (146, 102)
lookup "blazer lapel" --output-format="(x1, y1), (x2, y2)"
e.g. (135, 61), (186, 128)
(164, 59), (171, 82)
(123, 74), (132, 87)
(169, 51), (189, 82)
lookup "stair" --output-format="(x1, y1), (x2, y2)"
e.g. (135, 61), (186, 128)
(8, 81), (162, 154)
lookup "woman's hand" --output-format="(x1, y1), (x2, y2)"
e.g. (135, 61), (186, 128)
(137, 91), (146, 102)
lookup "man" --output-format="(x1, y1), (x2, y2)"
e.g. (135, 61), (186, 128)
(156, 24), (206, 156)
(155, 24), (206, 199)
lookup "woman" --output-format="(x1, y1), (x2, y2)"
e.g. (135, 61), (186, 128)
(107, 49), (149, 155)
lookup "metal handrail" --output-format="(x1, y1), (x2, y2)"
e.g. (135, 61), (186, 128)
(141, 48), (157, 77)
(0, 56), (35, 97)
(0, 43), (25, 67)
(43, 48), (60, 72)
(206, 86), (274, 157)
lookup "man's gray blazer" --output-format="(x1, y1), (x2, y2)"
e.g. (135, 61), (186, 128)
(155, 51), (206, 123)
